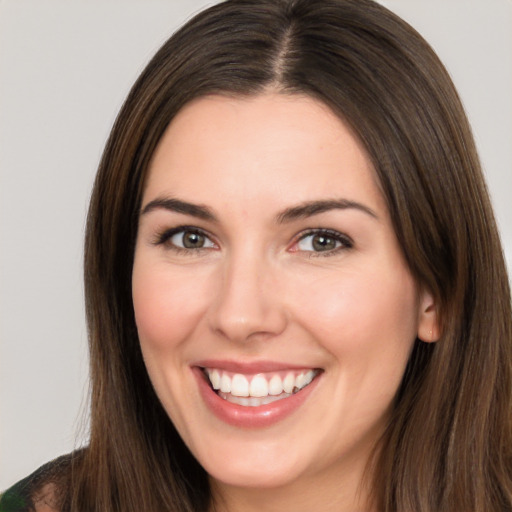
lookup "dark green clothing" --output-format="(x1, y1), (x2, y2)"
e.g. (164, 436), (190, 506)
(0, 454), (75, 512)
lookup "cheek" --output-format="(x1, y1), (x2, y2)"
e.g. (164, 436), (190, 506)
(131, 260), (211, 351)
(290, 263), (419, 360)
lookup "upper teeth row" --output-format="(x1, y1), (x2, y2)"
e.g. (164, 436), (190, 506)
(205, 369), (317, 398)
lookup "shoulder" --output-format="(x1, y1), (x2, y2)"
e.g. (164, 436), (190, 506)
(0, 452), (82, 512)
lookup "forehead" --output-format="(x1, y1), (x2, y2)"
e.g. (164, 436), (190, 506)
(144, 92), (386, 217)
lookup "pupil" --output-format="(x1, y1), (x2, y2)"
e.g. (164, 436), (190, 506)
(183, 232), (204, 248)
(312, 235), (335, 251)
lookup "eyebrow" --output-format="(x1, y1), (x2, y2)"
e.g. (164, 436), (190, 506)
(140, 196), (378, 223)
(140, 197), (217, 221)
(276, 199), (378, 223)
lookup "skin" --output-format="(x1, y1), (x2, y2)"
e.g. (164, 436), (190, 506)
(132, 92), (438, 512)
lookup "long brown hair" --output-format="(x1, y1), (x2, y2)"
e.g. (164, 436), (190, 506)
(74, 0), (512, 510)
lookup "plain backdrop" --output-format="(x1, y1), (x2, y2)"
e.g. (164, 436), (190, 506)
(1, 0), (511, 489)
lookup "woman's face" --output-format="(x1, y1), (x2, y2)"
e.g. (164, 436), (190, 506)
(132, 93), (435, 496)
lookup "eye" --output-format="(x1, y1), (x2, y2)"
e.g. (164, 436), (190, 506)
(294, 229), (353, 254)
(171, 230), (215, 249)
(156, 227), (216, 251)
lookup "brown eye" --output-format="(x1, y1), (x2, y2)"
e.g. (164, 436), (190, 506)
(295, 230), (352, 254)
(168, 229), (215, 250)
(182, 231), (205, 248)
(311, 234), (337, 251)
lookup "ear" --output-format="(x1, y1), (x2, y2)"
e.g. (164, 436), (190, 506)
(417, 288), (441, 343)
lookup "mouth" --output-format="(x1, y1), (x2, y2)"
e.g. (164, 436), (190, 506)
(201, 367), (321, 407)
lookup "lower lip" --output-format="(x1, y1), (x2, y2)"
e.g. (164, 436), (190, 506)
(193, 367), (321, 428)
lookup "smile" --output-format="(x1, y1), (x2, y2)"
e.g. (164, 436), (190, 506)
(203, 368), (320, 407)
(193, 362), (323, 427)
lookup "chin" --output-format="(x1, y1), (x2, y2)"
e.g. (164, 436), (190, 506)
(206, 458), (306, 490)
(193, 435), (312, 490)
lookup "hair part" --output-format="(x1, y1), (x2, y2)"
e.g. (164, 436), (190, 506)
(73, 1), (512, 510)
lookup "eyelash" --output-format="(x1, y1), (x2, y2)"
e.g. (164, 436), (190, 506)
(293, 228), (353, 257)
(153, 225), (217, 255)
(152, 226), (353, 256)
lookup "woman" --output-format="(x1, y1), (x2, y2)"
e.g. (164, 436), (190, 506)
(2, 0), (511, 510)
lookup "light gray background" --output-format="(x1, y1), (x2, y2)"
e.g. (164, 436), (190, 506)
(1, 0), (511, 489)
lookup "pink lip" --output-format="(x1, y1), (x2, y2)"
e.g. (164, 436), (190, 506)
(192, 364), (322, 429)
(194, 359), (312, 373)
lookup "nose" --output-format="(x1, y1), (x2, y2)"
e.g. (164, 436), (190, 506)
(208, 251), (287, 344)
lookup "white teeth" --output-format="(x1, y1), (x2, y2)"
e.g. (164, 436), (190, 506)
(210, 369), (221, 390)
(249, 374), (269, 397)
(268, 374), (283, 395)
(206, 368), (318, 401)
(295, 373), (305, 390)
(283, 373), (295, 394)
(220, 373), (231, 393)
(219, 392), (292, 407)
(231, 374), (249, 397)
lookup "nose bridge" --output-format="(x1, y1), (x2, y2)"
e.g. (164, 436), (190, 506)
(209, 243), (286, 343)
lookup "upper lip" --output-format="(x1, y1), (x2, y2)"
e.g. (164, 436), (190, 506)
(194, 359), (320, 374)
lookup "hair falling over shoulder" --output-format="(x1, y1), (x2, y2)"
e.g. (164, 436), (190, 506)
(58, 0), (512, 510)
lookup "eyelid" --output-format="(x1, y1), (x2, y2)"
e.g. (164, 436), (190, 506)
(290, 228), (354, 255)
(152, 225), (217, 250)
(151, 225), (352, 256)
